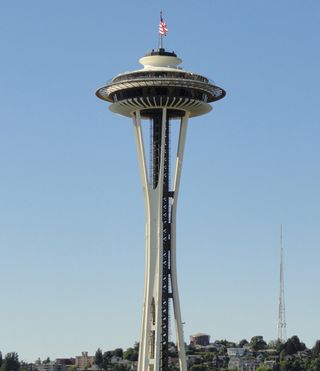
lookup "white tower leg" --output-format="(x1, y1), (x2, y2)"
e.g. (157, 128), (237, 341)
(171, 114), (189, 371)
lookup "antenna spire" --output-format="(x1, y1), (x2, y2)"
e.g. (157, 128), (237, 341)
(278, 224), (287, 342)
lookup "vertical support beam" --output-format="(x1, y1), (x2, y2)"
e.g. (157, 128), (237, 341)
(132, 111), (152, 371)
(133, 109), (168, 371)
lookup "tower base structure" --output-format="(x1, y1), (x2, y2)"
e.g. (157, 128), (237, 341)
(96, 49), (225, 371)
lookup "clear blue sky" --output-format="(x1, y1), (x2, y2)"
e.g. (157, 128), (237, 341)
(1, 0), (319, 363)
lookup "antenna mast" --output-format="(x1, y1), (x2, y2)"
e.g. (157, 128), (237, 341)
(278, 224), (287, 342)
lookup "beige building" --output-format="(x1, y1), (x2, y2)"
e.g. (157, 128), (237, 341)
(190, 333), (210, 347)
(75, 352), (95, 369)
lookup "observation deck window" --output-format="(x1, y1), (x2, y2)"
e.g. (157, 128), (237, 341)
(112, 71), (209, 84)
(111, 87), (209, 103)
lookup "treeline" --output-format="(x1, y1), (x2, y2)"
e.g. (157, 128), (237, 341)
(93, 343), (139, 371)
(259, 336), (320, 371)
(0, 352), (30, 371)
(1, 336), (320, 371)
(187, 336), (320, 371)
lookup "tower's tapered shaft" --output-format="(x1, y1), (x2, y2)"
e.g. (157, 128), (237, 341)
(133, 109), (188, 371)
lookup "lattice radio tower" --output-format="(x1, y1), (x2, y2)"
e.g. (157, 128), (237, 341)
(278, 224), (287, 342)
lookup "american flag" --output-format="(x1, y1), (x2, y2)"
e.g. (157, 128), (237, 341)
(159, 16), (168, 36)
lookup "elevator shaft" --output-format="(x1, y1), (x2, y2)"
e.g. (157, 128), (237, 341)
(151, 111), (171, 370)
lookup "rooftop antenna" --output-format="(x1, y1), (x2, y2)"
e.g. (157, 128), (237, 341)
(278, 224), (287, 342)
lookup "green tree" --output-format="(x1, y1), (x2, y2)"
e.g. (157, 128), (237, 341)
(268, 339), (283, 352)
(95, 348), (103, 367)
(35, 359), (41, 366)
(250, 336), (267, 351)
(201, 353), (213, 363)
(285, 335), (305, 355)
(292, 359), (305, 371)
(280, 358), (305, 371)
(1, 353), (20, 371)
(0, 352), (2, 368)
(238, 339), (248, 348)
(102, 352), (113, 370)
(279, 359), (292, 371)
(279, 349), (287, 361)
(256, 366), (272, 371)
(43, 358), (50, 365)
(308, 357), (320, 371)
(312, 340), (320, 358)
(217, 339), (228, 346)
(123, 348), (138, 362)
(113, 349), (123, 359)
(133, 342), (139, 351)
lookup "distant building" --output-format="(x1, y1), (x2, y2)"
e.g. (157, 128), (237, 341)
(213, 341), (226, 351)
(75, 352), (95, 369)
(109, 358), (135, 370)
(36, 363), (66, 371)
(212, 355), (229, 369)
(201, 345), (217, 352)
(190, 333), (210, 346)
(55, 359), (75, 366)
(110, 356), (122, 364)
(186, 355), (203, 367)
(227, 348), (245, 357)
(228, 357), (257, 371)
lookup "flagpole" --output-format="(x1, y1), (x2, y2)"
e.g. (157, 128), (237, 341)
(158, 33), (163, 49)
(158, 11), (168, 50)
(159, 11), (163, 49)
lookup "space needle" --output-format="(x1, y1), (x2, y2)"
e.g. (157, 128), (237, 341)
(96, 14), (226, 371)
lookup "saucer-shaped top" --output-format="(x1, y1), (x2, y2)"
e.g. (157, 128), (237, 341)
(96, 48), (226, 117)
